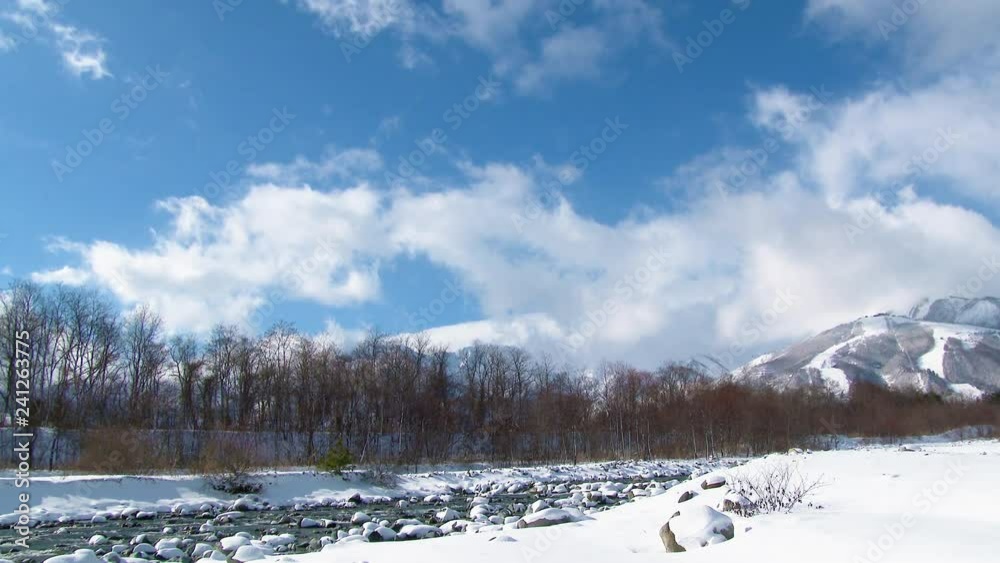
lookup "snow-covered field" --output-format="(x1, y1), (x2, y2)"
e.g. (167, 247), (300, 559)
(5, 438), (997, 563)
(275, 439), (998, 563)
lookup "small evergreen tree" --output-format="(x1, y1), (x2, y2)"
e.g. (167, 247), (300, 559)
(317, 439), (354, 475)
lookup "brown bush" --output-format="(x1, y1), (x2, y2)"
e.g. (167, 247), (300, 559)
(194, 433), (266, 494)
(72, 428), (178, 474)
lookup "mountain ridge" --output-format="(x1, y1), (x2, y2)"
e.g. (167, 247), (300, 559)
(736, 297), (1000, 398)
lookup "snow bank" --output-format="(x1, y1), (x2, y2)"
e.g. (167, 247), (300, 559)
(259, 439), (1000, 563)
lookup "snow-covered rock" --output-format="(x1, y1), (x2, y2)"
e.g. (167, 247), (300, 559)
(397, 524), (444, 540)
(659, 505), (735, 552)
(364, 526), (397, 542)
(435, 507), (460, 523)
(261, 534), (296, 547)
(527, 499), (550, 514)
(156, 547), (186, 560)
(220, 535), (251, 551)
(350, 511), (371, 525)
(154, 538), (180, 551)
(42, 549), (103, 563)
(439, 520), (471, 534)
(191, 543), (214, 559)
(701, 475), (726, 490)
(232, 545), (267, 562)
(515, 508), (583, 529)
(130, 544), (155, 556)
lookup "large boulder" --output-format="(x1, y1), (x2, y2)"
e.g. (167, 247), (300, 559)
(659, 515), (684, 553)
(659, 506), (734, 553)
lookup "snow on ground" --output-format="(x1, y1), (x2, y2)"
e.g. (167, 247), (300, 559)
(0, 459), (719, 524)
(268, 439), (1000, 563)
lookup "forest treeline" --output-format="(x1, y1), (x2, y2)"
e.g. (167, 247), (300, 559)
(2, 281), (998, 470)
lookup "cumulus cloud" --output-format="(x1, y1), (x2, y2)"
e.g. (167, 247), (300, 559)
(28, 1), (1000, 369)
(33, 123), (1000, 369)
(31, 265), (90, 285)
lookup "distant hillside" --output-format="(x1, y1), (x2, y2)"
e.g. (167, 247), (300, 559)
(737, 297), (1000, 398)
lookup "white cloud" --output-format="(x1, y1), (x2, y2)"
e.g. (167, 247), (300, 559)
(1, 0), (111, 79)
(34, 127), (1000, 368)
(247, 147), (383, 185)
(31, 265), (90, 285)
(317, 318), (368, 349)
(50, 23), (111, 79)
(397, 43), (432, 69)
(516, 26), (608, 95)
(532, 154), (582, 186)
(28, 0), (1000, 366)
(790, 74), (1000, 206)
(806, 0), (1000, 72)
(287, 0), (670, 95)
(0, 31), (15, 51)
(441, 0), (537, 50)
(290, 0), (426, 38)
(374, 115), (401, 140)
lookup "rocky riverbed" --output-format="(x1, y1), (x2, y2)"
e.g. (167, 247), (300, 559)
(2, 472), (706, 563)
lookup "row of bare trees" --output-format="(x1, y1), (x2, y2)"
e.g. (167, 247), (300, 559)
(2, 280), (998, 469)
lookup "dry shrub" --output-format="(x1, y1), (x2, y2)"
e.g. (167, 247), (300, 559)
(728, 461), (826, 516)
(195, 433), (265, 494)
(73, 428), (178, 474)
(359, 458), (399, 488)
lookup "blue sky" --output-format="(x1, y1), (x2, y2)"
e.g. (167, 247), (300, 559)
(3, 0), (1000, 368)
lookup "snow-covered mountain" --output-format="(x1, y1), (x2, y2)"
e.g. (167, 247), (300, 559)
(737, 297), (1000, 397)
